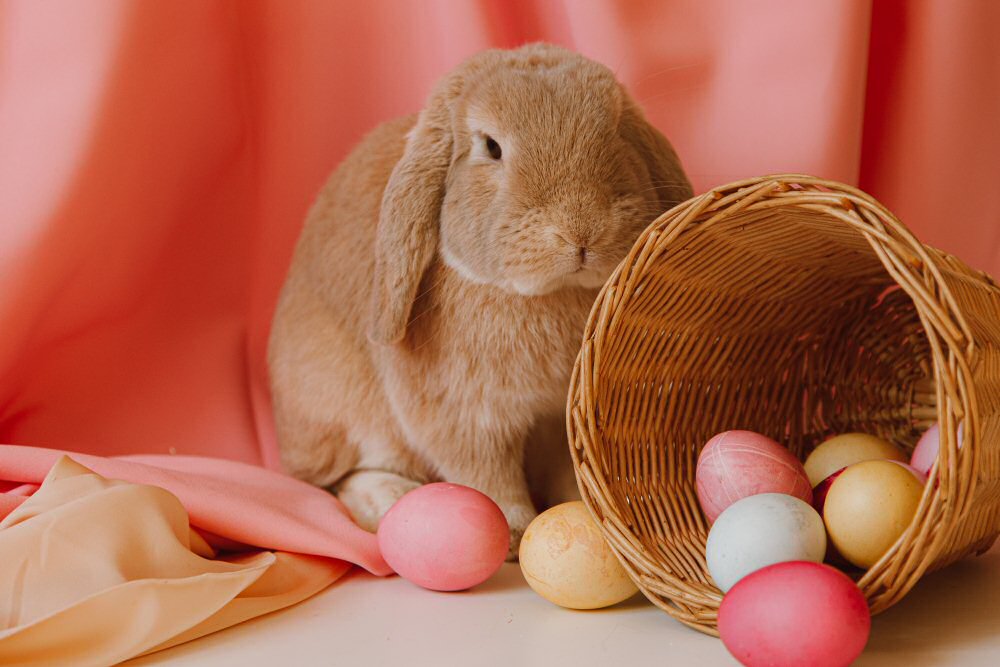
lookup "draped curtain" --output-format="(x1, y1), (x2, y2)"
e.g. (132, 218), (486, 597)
(2, 0), (997, 467)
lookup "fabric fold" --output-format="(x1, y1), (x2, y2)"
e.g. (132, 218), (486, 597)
(0, 456), (347, 666)
(0, 445), (389, 575)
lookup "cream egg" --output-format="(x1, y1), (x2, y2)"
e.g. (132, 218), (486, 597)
(706, 493), (826, 592)
(519, 501), (638, 609)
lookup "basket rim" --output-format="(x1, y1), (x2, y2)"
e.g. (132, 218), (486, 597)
(567, 173), (992, 634)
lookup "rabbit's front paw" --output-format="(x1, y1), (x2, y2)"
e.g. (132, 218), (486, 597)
(502, 503), (537, 561)
(335, 470), (421, 532)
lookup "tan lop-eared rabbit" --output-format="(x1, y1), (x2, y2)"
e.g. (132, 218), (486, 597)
(269, 43), (691, 557)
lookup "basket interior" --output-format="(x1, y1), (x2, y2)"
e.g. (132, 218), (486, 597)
(593, 205), (934, 591)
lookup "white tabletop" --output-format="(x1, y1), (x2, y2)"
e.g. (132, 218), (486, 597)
(127, 543), (1000, 667)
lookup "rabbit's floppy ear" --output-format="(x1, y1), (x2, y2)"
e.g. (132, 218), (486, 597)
(368, 80), (459, 345)
(620, 99), (693, 209)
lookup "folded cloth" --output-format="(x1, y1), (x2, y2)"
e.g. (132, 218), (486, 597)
(0, 445), (389, 575)
(0, 457), (349, 666)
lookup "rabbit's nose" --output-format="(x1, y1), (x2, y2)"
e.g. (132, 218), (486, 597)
(555, 228), (592, 248)
(554, 228), (593, 265)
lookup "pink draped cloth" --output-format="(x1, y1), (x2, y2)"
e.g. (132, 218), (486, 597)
(0, 446), (390, 574)
(1, 0), (998, 561)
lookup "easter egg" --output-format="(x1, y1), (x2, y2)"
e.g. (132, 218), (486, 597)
(706, 493), (826, 592)
(889, 460), (929, 485)
(910, 423), (940, 477)
(804, 433), (907, 486)
(719, 561), (871, 667)
(823, 460), (924, 569)
(811, 468), (846, 515)
(816, 463), (924, 516)
(377, 483), (509, 591)
(696, 430), (812, 523)
(811, 468), (852, 566)
(911, 422), (963, 477)
(519, 501), (637, 609)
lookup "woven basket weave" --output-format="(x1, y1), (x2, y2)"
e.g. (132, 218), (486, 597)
(567, 174), (1000, 635)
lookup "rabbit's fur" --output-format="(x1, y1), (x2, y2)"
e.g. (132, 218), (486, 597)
(268, 44), (691, 557)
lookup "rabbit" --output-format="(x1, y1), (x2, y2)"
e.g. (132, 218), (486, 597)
(268, 43), (691, 559)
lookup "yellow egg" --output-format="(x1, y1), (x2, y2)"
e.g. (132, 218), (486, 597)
(823, 459), (924, 568)
(804, 433), (907, 486)
(519, 501), (638, 609)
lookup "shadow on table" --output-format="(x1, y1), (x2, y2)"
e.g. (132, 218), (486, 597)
(857, 549), (1000, 666)
(471, 563), (652, 609)
(362, 561), (531, 596)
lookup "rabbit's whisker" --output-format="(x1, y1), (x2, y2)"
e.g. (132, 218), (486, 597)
(629, 62), (703, 88)
(635, 82), (710, 106)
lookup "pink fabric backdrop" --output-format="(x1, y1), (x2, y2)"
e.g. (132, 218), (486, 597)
(2, 0), (998, 467)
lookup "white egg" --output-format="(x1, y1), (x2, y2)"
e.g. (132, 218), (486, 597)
(706, 493), (826, 592)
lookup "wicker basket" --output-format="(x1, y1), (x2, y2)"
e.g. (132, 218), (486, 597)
(567, 174), (1000, 635)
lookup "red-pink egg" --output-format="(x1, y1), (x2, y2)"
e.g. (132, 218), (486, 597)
(811, 467), (851, 566)
(910, 422), (963, 477)
(811, 467), (846, 516)
(377, 483), (509, 591)
(719, 561), (871, 667)
(696, 430), (812, 523)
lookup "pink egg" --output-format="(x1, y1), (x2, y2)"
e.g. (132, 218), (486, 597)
(910, 423), (939, 476)
(719, 561), (871, 667)
(377, 483), (509, 592)
(910, 422), (963, 477)
(696, 430), (812, 523)
(889, 460), (929, 485)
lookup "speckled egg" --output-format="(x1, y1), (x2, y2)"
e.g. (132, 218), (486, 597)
(823, 460), (924, 569)
(889, 460), (929, 485)
(519, 501), (638, 609)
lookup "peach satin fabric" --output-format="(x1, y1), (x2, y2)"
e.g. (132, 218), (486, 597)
(0, 449), (389, 664)
(0, 457), (347, 666)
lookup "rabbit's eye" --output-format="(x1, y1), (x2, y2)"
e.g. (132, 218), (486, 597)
(484, 135), (502, 160)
